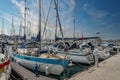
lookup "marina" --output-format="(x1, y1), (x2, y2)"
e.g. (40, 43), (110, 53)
(0, 0), (120, 80)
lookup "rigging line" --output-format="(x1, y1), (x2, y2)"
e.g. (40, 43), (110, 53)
(11, 16), (15, 36)
(55, 0), (58, 40)
(19, 20), (22, 36)
(54, 0), (65, 47)
(42, 0), (53, 39)
(1, 17), (4, 34)
(54, 1), (67, 78)
(41, 0), (45, 26)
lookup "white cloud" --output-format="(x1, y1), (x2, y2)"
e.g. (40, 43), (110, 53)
(83, 3), (108, 21)
(0, 11), (22, 35)
(11, 0), (25, 17)
(10, 0), (78, 39)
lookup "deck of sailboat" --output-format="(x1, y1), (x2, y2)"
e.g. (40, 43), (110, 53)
(11, 62), (56, 80)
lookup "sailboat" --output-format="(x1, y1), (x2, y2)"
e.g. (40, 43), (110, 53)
(53, 0), (95, 65)
(93, 39), (110, 60)
(94, 47), (110, 60)
(51, 41), (95, 64)
(0, 44), (11, 79)
(11, 0), (69, 75)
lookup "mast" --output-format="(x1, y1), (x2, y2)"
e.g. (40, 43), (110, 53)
(42, 0), (52, 40)
(49, 30), (51, 42)
(54, 0), (65, 45)
(38, 0), (42, 49)
(11, 16), (15, 36)
(19, 20), (22, 36)
(55, 0), (58, 41)
(23, 0), (27, 39)
(73, 0), (76, 38)
(11, 16), (17, 48)
(1, 17), (4, 35)
(28, 21), (31, 38)
(26, 21), (28, 37)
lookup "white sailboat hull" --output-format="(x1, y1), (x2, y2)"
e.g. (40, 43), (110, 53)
(56, 51), (94, 64)
(18, 59), (64, 75)
(97, 51), (110, 60)
(58, 53), (94, 64)
(12, 53), (69, 75)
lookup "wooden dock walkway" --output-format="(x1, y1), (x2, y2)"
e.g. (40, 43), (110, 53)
(11, 62), (56, 80)
(69, 53), (120, 80)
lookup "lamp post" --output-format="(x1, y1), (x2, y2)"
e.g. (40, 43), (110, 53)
(96, 32), (102, 46)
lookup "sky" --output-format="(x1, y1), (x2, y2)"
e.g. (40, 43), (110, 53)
(0, 0), (120, 40)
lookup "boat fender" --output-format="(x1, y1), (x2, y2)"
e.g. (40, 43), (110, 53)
(45, 65), (49, 75)
(14, 59), (17, 63)
(34, 63), (39, 70)
(69, 59), (73, 66)
(16, 59), (20, 63)
(34, 63), (39, 77)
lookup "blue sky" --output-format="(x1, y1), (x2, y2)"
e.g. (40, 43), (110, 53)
(0, 0), (120, 40)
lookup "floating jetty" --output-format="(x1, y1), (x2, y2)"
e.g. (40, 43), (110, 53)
(11, 62), (56, 80)
(69, 52), (120, 80)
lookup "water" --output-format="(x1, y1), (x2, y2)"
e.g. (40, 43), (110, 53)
(66, 64), (88, 78)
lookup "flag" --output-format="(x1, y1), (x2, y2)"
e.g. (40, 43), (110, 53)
(82, 33), (84, 42)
